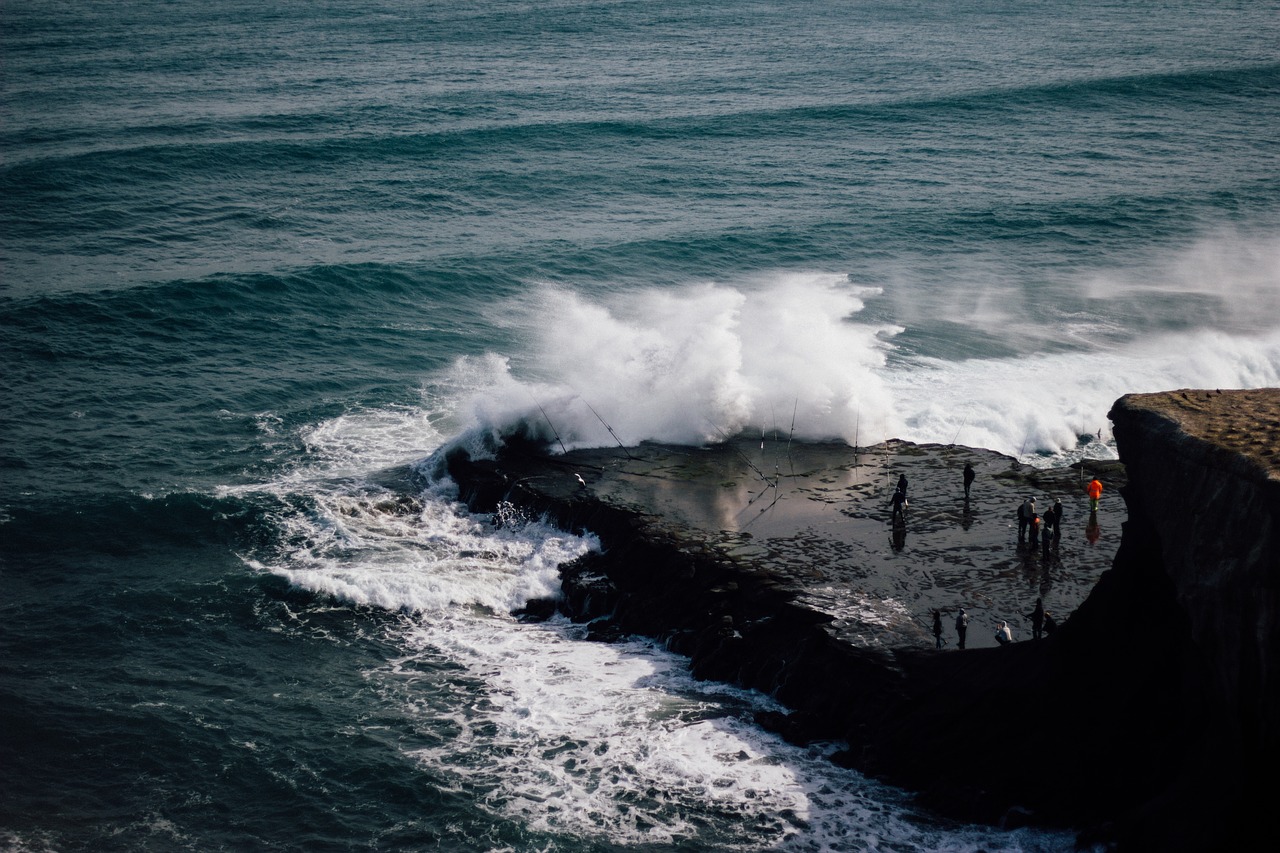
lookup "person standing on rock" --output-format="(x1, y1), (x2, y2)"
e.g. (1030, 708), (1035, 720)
(963, 462), (975, 499)
(1087, 477), (1103, 512)
(1018, 497), (1036, 542)
(1028, 598), (1045, 639)
(890, 486), (908, 520)
(955, 608), (968, 649)
(896, 473), (908, 497)
(1050, 498), (1064, 544)
(932, 609), (945, 649)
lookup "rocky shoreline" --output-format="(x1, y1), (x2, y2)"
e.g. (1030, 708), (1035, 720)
(440, 388), (1278, 851)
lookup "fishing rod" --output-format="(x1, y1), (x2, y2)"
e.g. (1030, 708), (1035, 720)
(580, 397), (637, 460)
(767, 416), (778, 482)
(527, 392), (569, 456)
(742, 404), (802, 523)
(786, 398), (798, 479)
(704, 417), (772, 486)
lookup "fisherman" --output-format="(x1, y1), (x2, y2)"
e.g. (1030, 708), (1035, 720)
(963, 462), (975, 499)
(1087, 477), (1103, 512)
(1017, 497), (1036, 542)
(1028, 598), (1046, 640)
(891, 486), (908, 520)
(1029, 511), (1042, 548)
(932, 610), (945, 649)
(1040, 503), (1055, 556)
(896, 473), (909, 497)
(1051, 498), (1064, 543)
(955, 608), (969, 649)
(995, 621), (1013, 646)
(1043, 612), (1058, 636)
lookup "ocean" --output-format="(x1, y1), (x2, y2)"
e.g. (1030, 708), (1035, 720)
(2, 0), (1278, 849)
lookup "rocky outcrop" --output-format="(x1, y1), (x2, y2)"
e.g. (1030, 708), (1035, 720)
(443, 390), (1279, 851)
(1109, 389), (1280, 759)
(1101, 389), (1279, 845)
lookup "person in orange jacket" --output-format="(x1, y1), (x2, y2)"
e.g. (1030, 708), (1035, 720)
(1086, 477), (1103, 512)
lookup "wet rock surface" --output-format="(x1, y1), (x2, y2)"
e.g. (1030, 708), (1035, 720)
(466, 436), (1123, 651)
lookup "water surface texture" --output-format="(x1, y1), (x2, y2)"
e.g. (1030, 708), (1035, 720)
(3, 1), (1279, 849)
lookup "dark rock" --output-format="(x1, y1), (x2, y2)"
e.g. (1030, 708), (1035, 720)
(512, 597), (558, 623)
(441, 393), (1279, 851)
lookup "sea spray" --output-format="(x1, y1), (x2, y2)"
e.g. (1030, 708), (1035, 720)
(440, 267), (1280, 464)
(453, 274), (901, 450)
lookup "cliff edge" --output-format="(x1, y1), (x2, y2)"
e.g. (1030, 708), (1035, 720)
(1102, 389), (1279, 844)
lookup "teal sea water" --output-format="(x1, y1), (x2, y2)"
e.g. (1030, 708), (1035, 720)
(3, 1), (1279, 849)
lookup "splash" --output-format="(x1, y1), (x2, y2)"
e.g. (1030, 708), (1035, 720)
(447, 273), (903, 451)
(441, 244), (1280, 464)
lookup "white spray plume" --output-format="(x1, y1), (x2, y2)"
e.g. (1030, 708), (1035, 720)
(439, 247), (1280, 463)
(451, 273), (902, 451)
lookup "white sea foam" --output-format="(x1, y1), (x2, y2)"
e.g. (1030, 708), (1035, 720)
(390, 612), (1075, 851)
(231, 399), (595, 615)
(220, 404), (449, 498)
(248, 478), (593, 615)
(297, 405), (448, 480)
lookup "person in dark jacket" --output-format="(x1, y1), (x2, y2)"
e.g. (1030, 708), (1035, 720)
(963, 462), (975, 499)
(1043, 611), (1058, 636)
(1018, 497), (1036, 542)
(1028, 597), (1046, 640)
(932, 609), (945, 649)
(891, 487), (908, 520)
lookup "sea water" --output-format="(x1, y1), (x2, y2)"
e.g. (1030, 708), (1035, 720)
(3, 1), (1279, 849)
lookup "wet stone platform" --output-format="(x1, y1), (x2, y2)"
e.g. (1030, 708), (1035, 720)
(463, 436), (1126, 651)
